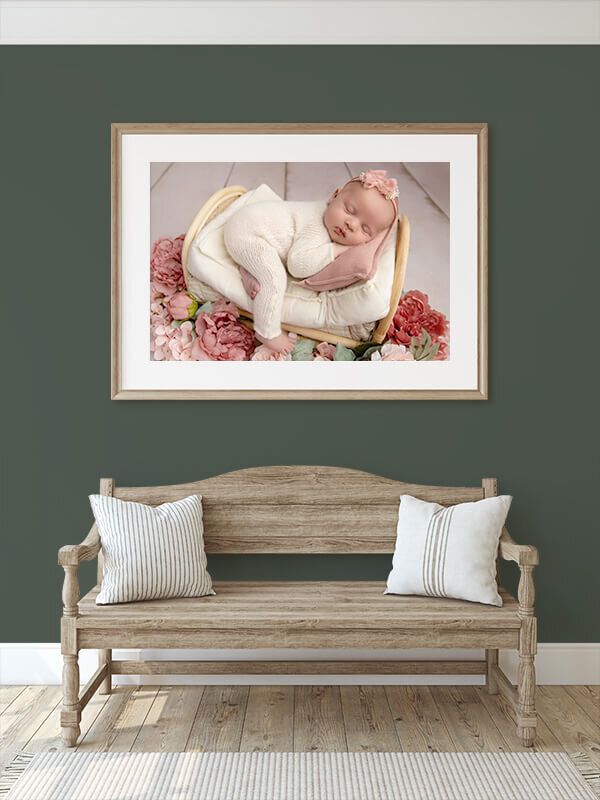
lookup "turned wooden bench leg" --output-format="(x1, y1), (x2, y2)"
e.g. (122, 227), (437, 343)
(61, 565), (81, 748)
(517, 565), (537, 747)
(99, 649), (112, 694)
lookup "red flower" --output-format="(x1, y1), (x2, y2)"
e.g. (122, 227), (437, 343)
(387, 290), (450, 360)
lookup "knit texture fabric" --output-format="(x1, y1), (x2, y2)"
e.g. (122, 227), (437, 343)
(223, 200), (334, 339)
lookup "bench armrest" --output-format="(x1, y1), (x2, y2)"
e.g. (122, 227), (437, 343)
(499, 527), (539, 567)
(499, 527), (538, 617)
(58, 523), (101, 567)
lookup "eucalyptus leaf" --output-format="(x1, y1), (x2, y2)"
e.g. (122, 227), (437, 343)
(291, 338), (317, 361)
(357, 345), (383, 361)
(196, 300), (213, 316)
(333, 344), (355, 361)
(353, 341), (377, 358)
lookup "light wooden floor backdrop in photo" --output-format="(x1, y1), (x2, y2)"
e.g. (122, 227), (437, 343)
(1, 685), (598, 769)
(150, 162), (450, 318)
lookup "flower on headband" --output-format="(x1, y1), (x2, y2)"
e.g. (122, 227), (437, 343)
(359, 170), (399, 201)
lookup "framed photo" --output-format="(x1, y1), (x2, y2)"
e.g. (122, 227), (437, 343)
(112, 122), (487, 399)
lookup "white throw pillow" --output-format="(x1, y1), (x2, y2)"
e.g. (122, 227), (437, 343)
(385, 494), (512, 606)
(89, 493), (215, 605)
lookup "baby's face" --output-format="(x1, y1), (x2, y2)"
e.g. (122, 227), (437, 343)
(324, 182), (396, 246)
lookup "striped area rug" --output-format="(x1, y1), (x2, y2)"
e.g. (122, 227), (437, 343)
(1, 750), (598, 799)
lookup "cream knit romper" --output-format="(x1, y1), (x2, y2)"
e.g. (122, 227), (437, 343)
(223, 200), (335, 339)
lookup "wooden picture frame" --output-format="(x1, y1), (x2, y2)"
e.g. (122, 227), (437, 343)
(112, 122), (487, 399)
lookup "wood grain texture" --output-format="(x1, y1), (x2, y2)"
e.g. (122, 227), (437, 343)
(111, 660), (487, 676)
(293, 686), (347, 752)
(57, 467), (538, 747)
(534, 686), (600, 768)
(25, 690), (110, 755)
(475, 688), (563, 754)
(76, 687), (138, 752)
(130, 686), (204, 753)
(0, 687), (25, 716)
(430, 686), (508, 752)
(340, 686), (399, 752)
(0, 686), (62, 770)
(240, 686), (294, 752)
(385, 686), (455, 752)
(4, 684), (597, 758)
(186, 686), (249, 752)
(564, 685), (600, 725)
(103, 687), (160, 753)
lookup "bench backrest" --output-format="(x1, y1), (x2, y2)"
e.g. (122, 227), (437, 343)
(107, 466), (492, 554)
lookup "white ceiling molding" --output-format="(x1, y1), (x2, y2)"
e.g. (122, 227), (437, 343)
(0, 1), (598, 45)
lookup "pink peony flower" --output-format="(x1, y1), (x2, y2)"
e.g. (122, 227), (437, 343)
(371, 343), (415, 361)
(166, 291), (198, 321)
(313, 342), (335, 361)
(150, 235), (185, 295)
(192, 300), (256, 361)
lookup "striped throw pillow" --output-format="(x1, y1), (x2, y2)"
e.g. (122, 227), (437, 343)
(385, 494), (512, 606)
(89, 493), (215, 605)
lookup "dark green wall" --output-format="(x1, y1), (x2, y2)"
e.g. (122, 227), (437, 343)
(2, 46), (598, 644)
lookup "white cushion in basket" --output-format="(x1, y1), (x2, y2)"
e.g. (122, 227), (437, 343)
(385, 494), (512, 607)
(186, 183), (397, 330)
(89, 493), (215, 605)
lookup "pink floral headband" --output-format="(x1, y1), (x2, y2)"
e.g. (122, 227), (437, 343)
(347, 169), (399, 206)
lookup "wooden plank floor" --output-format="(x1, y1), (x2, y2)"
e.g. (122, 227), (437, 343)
(1, 686), (598, 768)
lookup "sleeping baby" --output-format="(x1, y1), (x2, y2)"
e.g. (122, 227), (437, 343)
(222, 169), (399, 355)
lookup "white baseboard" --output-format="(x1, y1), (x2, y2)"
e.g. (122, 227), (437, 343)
(1, 644), (598, 686)
(0, 1), (598, 45)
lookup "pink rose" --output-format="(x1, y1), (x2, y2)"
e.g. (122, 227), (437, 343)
(192, 300), (256, 361)
(313, 342), (335, 361)
(166, 291), (198, 321)
(371, 343), (415, 361)
(150, 235), (185, 294)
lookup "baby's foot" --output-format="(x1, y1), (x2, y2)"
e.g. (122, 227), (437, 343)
(240, 267), (261, 300)
(256, 331), (297, 355)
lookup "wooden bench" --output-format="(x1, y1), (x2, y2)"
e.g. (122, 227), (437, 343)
(58, 466), (539, 748)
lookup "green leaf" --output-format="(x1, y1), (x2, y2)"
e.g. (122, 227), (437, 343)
(291, 338), (317, 361)
(420, 328), (432, 348)
(353, 341), (377, 358)
(357, 345), (383, 361)
(196, 300), (213, 316)
(333, 344), (356, 361)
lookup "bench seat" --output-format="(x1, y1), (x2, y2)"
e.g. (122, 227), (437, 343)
(77, 581), (521, 650)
